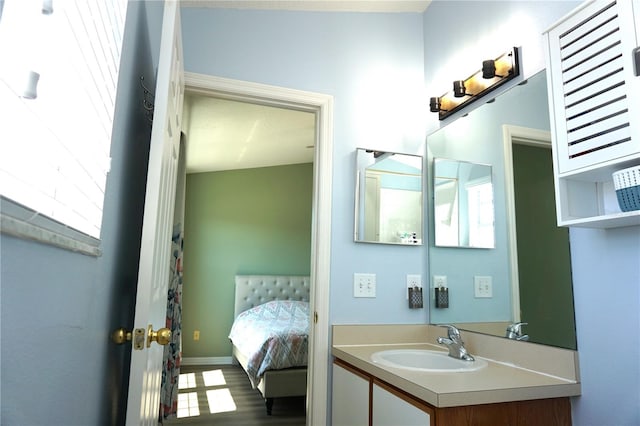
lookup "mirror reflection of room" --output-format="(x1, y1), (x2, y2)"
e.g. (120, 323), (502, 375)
(427, 71), (577, 350)
(354, 149), (423, 245)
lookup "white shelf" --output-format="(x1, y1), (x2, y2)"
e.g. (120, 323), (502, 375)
(544, 0), (640, 229)
(559, 211), (640, 229)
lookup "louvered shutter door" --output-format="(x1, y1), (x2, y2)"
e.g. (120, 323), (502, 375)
(546, 0), (640, 174)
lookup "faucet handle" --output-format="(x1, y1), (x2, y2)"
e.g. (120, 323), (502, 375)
(439, 324), (461, 340)
(507, 322), (528, 333)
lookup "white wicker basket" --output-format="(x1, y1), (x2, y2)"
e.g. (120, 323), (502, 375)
(612, 165), (640, 212)
(612, 164), (640, 190)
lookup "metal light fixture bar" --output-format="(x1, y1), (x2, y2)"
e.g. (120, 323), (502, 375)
(430, 47), (520, 120)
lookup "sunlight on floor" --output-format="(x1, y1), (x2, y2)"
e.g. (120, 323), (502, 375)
(176, 392), (200, 418)
(176, 369), (237, 418)
(178, 372), (196, 389)
(206, 388), (237, 414)
(202, 369), (226, 387)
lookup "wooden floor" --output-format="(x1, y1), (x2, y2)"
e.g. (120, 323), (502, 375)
(163, 364), (306, 426)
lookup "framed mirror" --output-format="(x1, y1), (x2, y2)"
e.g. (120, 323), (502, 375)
(354, 148), (423, 245)
(427, 71), (577, 350)
(434, 158), (494, 248)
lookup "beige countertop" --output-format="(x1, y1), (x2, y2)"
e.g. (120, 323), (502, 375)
(332, 324), (581, 408)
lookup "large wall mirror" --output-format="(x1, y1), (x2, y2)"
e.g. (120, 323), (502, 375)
(434, 158), (494, 248)
(427, 71), (577, 350)
(355, 148), (423, 245)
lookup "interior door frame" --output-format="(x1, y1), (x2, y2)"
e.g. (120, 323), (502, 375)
(183, 72), (333, 426)
(502, 125), (552, 324)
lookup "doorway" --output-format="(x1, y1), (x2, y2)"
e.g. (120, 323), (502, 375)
(503, 125), (576, 349)
(177, 73), (332, 426)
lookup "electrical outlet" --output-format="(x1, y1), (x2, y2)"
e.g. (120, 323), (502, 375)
(434, 276), (449, 307)
(354, 273), (376, 298)
(193, 330), (200, 341)
(433, 275), (447, 288)
(474, 276), (493, 298)
(406, 274), (421, 299)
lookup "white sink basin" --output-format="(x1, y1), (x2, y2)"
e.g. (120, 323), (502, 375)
(371, 349), (488, 372)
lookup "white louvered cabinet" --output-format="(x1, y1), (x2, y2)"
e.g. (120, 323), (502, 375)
(543, 0), (640, 228)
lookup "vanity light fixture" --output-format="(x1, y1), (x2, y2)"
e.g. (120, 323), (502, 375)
(429, 96), (443, 113)
(430, 47), (520, 120)
(482, 60), (498, 79)
(453, 80), (468, 97)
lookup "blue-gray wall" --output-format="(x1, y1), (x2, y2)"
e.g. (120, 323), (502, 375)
(0, 2), (164, 425)
(427, 2), (639, 425)
(181, 3), (640, 426)
(2, 2), (638, 425)
(181, 14), (428, 423)
(181, 8), (430, 329)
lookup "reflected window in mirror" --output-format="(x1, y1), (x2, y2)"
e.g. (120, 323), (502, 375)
(355, 148), (423, 245)
(434, 158), (494, 249)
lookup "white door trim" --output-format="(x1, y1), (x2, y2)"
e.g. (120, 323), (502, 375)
(184, 72), (333, 426)
(502, 125), (552, 324)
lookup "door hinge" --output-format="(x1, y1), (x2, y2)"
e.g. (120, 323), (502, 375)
(314, 311), (318, 324)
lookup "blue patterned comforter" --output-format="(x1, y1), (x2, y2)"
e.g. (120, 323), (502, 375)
(229, 300), (309, 388)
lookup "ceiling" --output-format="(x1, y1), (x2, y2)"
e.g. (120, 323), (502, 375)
(181, 1), (432, 13)
(183, 95), (316, 174)
(181, 0), (432, 174)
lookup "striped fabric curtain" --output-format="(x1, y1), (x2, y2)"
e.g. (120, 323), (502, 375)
(160, 136), (186, 420)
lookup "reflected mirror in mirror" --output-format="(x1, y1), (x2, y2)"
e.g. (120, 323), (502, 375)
(434, 158), (494, 248)
(427, 71), (577, 350)
(355, 149), (423, 245)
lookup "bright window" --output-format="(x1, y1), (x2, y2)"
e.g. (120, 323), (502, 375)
(466, 180), (494, 248)
(0, 0), (128, 241)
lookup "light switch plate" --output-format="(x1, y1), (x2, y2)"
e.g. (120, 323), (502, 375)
(474, 275), (493, 298)
(354, 273), (376, 298)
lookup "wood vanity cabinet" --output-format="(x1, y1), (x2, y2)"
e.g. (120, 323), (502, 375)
(543, 0), (640, 228)
(332, 359), (571, 426)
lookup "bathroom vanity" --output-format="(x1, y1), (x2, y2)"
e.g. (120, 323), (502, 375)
(331, 324), (580, 426)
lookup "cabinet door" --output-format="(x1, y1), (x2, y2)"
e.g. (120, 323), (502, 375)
(545, 0), (640, 174)
(332, 362), (370, 426)
(372, 381), (432, 426)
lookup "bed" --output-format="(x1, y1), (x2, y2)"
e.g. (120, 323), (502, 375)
(229, 274), (310, 415)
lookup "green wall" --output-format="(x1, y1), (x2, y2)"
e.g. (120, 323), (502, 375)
(514, 145), (576, 350)
(182, 163), (313, 358)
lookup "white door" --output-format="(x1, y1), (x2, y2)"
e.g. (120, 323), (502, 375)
(125, 1), (184, 424)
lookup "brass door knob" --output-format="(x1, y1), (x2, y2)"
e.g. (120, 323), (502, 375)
(112, 328), (132, 345)
(147, 325), (172, 348)
(112, 327), (146, 350)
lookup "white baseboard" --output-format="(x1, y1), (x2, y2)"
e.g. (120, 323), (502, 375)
(181, 356), (234, 366)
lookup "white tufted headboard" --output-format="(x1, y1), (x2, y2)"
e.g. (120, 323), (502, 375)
(234, 275), (311, 318)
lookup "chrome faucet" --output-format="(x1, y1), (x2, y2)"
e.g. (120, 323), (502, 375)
(437, 325), (475, 361)
(506, 322), (529, 341)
